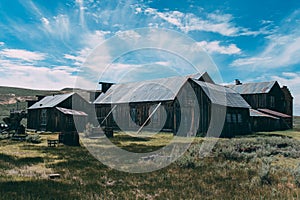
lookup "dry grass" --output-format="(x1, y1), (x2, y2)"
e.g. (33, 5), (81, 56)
(0, 130), (300, 199)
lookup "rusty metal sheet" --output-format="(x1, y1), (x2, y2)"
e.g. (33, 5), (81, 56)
(258, 109), (291, 118)
(250, 109), (279, 119)
(56, 107), (88, 116)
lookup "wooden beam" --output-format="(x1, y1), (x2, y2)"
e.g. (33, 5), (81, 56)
(100, 105), (117, 126)
(136, 102), (161, 134)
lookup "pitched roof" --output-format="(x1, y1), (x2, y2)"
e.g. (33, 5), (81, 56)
(56, 107), (88, 116)
(189, 72), (215, 84)
(28, 93), (74, 109)
(258, 109), (291, 118)
(191, 80), (251, 108)
(250, 109), (279, 119)
(94, 76), (189, 104)
(227, 81), (277, 94)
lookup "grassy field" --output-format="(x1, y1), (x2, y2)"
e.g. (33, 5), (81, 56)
(0, 130), (300, 199)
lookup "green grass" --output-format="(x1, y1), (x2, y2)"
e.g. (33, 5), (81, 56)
(1, 132), (300, 199)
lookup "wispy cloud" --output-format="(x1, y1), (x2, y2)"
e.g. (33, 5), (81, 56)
(195, 41), (241, 55)
(76, 0), (85, 27)
(0, 42), (4, 46)
(41, 17), (49, 25)
(232, 10), (300, 69)
(144, 9), (239, 36)
(0, 49), (46, 62)
(63, 30), (111, 67)
(143, 8), (268, 37)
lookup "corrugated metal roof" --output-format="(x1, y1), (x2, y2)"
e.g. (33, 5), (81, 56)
(192, 80), (251, 108)
(188, 72), (215, 84)
(250, 109), (279, 119)
(227, 81), (276, 94)
(94, 76), (188, 104)
(56, 107), (88, 116)
(258, 109), (291, 118)
(28, 93), (74, 109)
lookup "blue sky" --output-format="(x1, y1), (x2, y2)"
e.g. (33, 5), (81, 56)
(0, 0), (300, 114)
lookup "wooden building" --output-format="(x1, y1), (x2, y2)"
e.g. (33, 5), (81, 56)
(249, 109), (280, 132)
(94, 74), (251, 137)
(281, 86), (293, 116)
(27, 93), (89, 132)
(227, 81), (293, 130)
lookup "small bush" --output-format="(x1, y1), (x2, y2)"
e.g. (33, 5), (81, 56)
(293, 163), (300, 187)
(26, 134), (41, 144)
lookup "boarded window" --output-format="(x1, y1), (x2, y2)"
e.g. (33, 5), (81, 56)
(270, 96), (275, 108)
(67, 117), (73, 125)
(226, 113), (231, 123)
(130, 107), (137, 123)
(41, 109), (47, 125)
(232, 114), (237, 123)
(237, 114), (242, 123)
(151, 106), (160, 123)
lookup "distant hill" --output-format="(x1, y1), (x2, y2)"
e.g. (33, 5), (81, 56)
(0, 86), (62, 122)
(0, 86), (97, 122)
(0, 86), (61, 97)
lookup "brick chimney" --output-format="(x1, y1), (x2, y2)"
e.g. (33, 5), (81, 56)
(235, 79), (242, 85)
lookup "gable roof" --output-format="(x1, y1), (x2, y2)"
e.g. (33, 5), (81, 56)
(227, 81), (277, 94)
(28, 93), (74, 109)
(94, 76), (188, 104)
(192, 80), (251, 108)
(189, 72), (215, 84)
(56, 107), (88, 116)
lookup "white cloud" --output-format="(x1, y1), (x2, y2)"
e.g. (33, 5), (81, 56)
(135, 7), (142, 14)
(64, 48), (89, 66)
(0, 42), (4, 46)
(232, 57), (272, 67)
(64, 29), (111, 66)
(83, 30), (110, 48)
(39, 14), (71, 40)
(195, 41), (241, 55)
(232, 10), (300, 69)
(41, 17), (49, 25)
(116, 30), (141, 40)
(0, 61), (79, 90)
(143, 8), (264, 37)
(0, 49), (46, 62)
(76, 0), (85, 27)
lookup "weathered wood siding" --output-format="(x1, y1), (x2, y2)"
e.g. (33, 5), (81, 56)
(95, 80), (251, 137)
(250, 117), (280, 132)
(241, 82), (285, 113)
(27, 93), (89, 132)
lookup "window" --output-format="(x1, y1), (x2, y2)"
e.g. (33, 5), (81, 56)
(237, 114), (242, 123)
(152, 109), (159, 123)
(41, 109), (47, 125)
(270, 96), (275, 108)
(130, 107), (137, 123)
(232, 114), (237, 123)
(67, 116), (73, 125)
(226, 113), (231, 123)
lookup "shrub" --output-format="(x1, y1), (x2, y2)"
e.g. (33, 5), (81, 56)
(26, 134), (41, 144)
(293, 163), (300, 187)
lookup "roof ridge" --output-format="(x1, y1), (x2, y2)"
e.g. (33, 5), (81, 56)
(227, 80), (276, 87)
